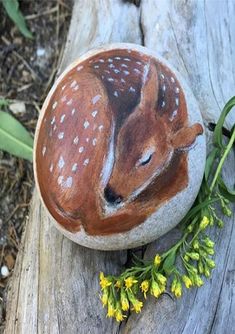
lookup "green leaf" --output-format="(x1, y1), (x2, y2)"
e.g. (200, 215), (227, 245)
(162, 251), (176, 274)
(218, 177), (235, 202)
(0, 111), (33, 161)
(0, 98), (9, 107)
(1, 0), (33, 39)
(213, 96), (235, 148)
(204, 148), (219, 182)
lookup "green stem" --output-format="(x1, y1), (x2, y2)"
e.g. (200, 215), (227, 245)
(210, 127), (235, 192)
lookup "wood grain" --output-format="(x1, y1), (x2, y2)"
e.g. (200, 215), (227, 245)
(5, 0), (235, 333)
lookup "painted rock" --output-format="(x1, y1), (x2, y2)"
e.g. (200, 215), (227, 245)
(34, 43), (206, 250)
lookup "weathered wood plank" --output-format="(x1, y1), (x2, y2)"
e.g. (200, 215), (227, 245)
(5, 0), (235, 333)
(123, 1), (235, 333)
(5, 1), (141, 333)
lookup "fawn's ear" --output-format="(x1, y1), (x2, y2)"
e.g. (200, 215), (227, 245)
(172, 123), (203, 151)
(139, 60), (159, 111)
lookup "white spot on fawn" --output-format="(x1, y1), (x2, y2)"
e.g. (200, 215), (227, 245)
(58, 132), (64, 140)
(58, 156), (65, 169)
(114, 91), (118, 97)
(175, 97), (179, 106)
(115, 57), (121, 60)
(162, 84), (166, 92)
(77, 65), (83, 71)
(86, 138), (89, 142)
(108, 77), (114, 82)
(53, 125), (57, 131)
(121, 78), (126, 83)
(175, 87), (180, 93)
(113, 69), (120, 74)
(92, 110), (98, 117)
(52, 101), (57, 110)
(66, 99), (73, 106)
(72, 163), (78, 172)
(64, 176), (73, 188)
(134, 68), (140, 74)
(94, 65), (99, 69)
(58, 175), (64, 185)
(79, 146), (84, 153)
(121, 64), (128, 68)
(51, 116), (55, 125)
(129, 86), (135, 92)
(61, 96), (67, 102)
(70, 80), (77, 88)
(83, 159), (89, 166)
(49, 163), (53, 172)
(160, 73), (165, 79)
(104, 70), (110, 74)
(60, 114), (65, 123)
(92, 95), (101, 104)
(171, 76), (175, 83)
(108, 58), (113, 63)
(169, 110), (178, 121)
(136, 61), (142, 65)
(124, 58), (131, 61)
(99, 59), (104, 63)
(92, 138), (97, 146)
(84, 120), (90, 129)
(71, 108), (76, 115)
(62, 85), (66, 91)
(98, 125), (104, 131)
(109, 64), (115, 68)
(123, 70), (129, 75)
(73, 136), (79, 144)
(42, 146), (46, 156)
(161, 100), (166, 108)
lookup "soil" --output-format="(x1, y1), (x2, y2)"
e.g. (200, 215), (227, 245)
(0, 0), (71, 331)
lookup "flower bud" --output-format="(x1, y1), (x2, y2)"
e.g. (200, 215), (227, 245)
(182, 275), (193, 288)
(194, 275), (204, 287)
(187, 252), (200, 261)
(193, 240), (200, 250)
(222, 205), (232, 217)
(206, 258), (216, 269)
(198, 261), (204, 274)
(204, 237), (215, 248)
(217, 219), (224, 228)
(199, 216), (209, 230)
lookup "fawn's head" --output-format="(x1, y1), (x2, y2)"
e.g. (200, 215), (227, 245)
(104, 60), (203, 205)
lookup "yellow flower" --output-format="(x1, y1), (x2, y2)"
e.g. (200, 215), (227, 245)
(150, 280), (161, 298)
(156, 273), (167, 286)
(182, 275), (193, 289)
(99, 272), (112, 290)
(115, 280), (121, 289)
(194, 275), (204, 287)
(154, 254), (161, 266)
(100, 287), (109, 306)
(124, 276), (138, 289)
(107, 299), (116, 318)
(120, 288), (129, 311)
(199, 216), (209, 230)
(174, 281), (182, 298)
(115, 302), (126, 322)
(127, 290), (143, 313)
(171, 277), (177, 293)
(140, 280), (149, 299)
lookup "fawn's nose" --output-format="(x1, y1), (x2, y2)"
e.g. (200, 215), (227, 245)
(104, 185), (123, 205)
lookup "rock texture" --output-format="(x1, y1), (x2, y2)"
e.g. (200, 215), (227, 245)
(34, 44), (205, 250)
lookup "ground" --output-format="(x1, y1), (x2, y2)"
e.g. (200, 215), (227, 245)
(0, 1), (71, 331)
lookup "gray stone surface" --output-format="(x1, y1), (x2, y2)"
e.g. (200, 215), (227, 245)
(50, 44), (206, 250)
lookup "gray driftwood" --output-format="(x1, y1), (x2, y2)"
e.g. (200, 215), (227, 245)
(5, 1), (235, 333)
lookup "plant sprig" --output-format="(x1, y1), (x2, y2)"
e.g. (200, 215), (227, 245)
(99, 96), (235, 322)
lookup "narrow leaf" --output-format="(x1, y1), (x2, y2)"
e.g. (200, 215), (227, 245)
(0, 111), (33, 161)
(162, 251), (176, 274)
(1, 0), (33, 39)
(218, 177), (235, 202)
(213, 96), (235, 148)
(204, 148), (219, 181)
